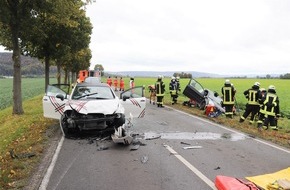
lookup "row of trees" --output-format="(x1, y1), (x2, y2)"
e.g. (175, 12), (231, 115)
(0, 0), (93, 115)
(173, 72), (192, 78)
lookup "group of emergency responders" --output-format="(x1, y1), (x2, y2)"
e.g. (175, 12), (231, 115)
(149, 76), (281, 131)
(221, 79), (280, 131)
(148, 75), (181, 108)
(106, 76), (126, 91)
(106, 74), (280, 131)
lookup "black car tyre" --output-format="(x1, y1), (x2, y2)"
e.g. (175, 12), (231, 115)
(60, 115), (71, 138)
(114, 114), (126, 127)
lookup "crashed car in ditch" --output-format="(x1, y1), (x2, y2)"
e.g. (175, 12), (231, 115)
(183, 78), (225, 113)
(42, 82), (146, 138)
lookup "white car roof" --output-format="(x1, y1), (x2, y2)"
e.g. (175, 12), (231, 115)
(84, 77), (101, 84)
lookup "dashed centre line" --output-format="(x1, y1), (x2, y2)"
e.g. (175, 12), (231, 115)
(164, 144), (217, 190)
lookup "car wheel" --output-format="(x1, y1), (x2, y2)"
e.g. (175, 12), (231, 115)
(60, 115), (70, 138)
(114, 114), (126, 127)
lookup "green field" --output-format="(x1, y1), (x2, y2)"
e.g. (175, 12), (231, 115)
(0, 78), (56, 110)
(1, 77), (289, 117)
(122, 77), (290, 117)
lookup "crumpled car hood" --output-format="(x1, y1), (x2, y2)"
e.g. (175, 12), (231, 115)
(65, 99), (124, 115)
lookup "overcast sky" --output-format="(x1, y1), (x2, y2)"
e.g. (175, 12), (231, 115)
(1, 0), (290, 75)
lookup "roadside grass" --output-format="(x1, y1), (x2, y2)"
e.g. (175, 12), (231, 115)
(128, 77), (290, 147)
(160, 94), (290, 149)
(0, 95), (57, 189)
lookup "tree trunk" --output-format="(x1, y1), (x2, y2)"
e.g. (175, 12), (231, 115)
(71, 72), (75, 84)
(12, 39), (24, 115)
(64, 69), (68, 84)
(45, 56), (50, 90)
(57, 61), (61, 84)
(11, 21), (23, 115)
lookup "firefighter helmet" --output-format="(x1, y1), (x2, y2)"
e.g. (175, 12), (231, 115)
(158, 75), (162, 79)
(254, 82), (260, 87)
(225, 79), (230, 84)
(171, 76), (176, 80)
(268, 85), (275, 90)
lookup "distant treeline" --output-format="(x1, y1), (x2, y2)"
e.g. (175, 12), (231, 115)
(173, 72), (192, 78)
(0, 53), (57, 77)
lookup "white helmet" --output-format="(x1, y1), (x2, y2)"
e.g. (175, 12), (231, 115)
(268, 85), (275, 90)
(260, 88), (266, 92)
(171, 76), (176, 80)
(158, 75), (162, 79)
(176, 76), (180, 80)
(225, 79), (230, 84)
(254, 82), (260, 87)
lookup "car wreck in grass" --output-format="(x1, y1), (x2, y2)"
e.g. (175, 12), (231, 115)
(42, 81), (146, 144)
(183, 78), (225, 115)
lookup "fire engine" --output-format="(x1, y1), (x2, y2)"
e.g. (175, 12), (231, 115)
(77, 69), (101, 83)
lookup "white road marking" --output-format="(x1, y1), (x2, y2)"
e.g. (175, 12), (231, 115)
(39, 136), (64, 190)
(172, 107), (290, 154)
(164, 144), (217, 190)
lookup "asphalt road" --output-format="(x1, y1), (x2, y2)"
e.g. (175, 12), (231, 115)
(38, 100), (290, 190)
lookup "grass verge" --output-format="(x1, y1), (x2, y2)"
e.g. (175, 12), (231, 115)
(0, 95), (58, 189)
(161, 97), (290, 149)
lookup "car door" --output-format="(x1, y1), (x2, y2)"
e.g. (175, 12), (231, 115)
(42, 84), (70, 119)
(120, 86), (146, 118)
(183, 78), (206, 108)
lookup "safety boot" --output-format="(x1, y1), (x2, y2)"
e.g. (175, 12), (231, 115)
(271, 126), (278, 130)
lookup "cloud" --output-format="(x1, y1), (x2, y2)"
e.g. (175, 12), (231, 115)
(85, 0), (290, 75)
(1, 0), (289, 75)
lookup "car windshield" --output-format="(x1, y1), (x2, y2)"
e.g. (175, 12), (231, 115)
(72, 85), (115, 100)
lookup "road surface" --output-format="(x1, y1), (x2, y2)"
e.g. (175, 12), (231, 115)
(38, 100), (290, 190)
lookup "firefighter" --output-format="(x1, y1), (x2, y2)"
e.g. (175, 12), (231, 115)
(155, 75), (165, 108)
(119, 77), (125, 91)
(129, 77), (135, 88)
(239, 82), (261, 124)
(113, 76), (118, 91)
(169, 76), (178, 105)
(257, 85), (280, 130)
(148, 85), (156, 105)
(221, 79), (236, 118)
(107, 76), (112, 87)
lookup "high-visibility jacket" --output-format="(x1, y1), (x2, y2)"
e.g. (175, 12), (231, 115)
(119, 79), (125, 89)
(260, 92), (280, 116)
(169, 80), (177, 95)
(221, 84), (235, 105)
(130, 80), (135, 88)
(113, 78), (118, 87)
(107, 78), (112, 86)
(155, 80), (165, 96)
(244, 86), (260, 105)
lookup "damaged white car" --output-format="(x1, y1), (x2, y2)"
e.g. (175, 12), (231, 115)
(42, 82), (146, 140)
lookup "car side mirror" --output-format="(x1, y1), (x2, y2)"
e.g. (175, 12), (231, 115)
(56, 94), (65, 101)
(122, 95), (130, 101)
